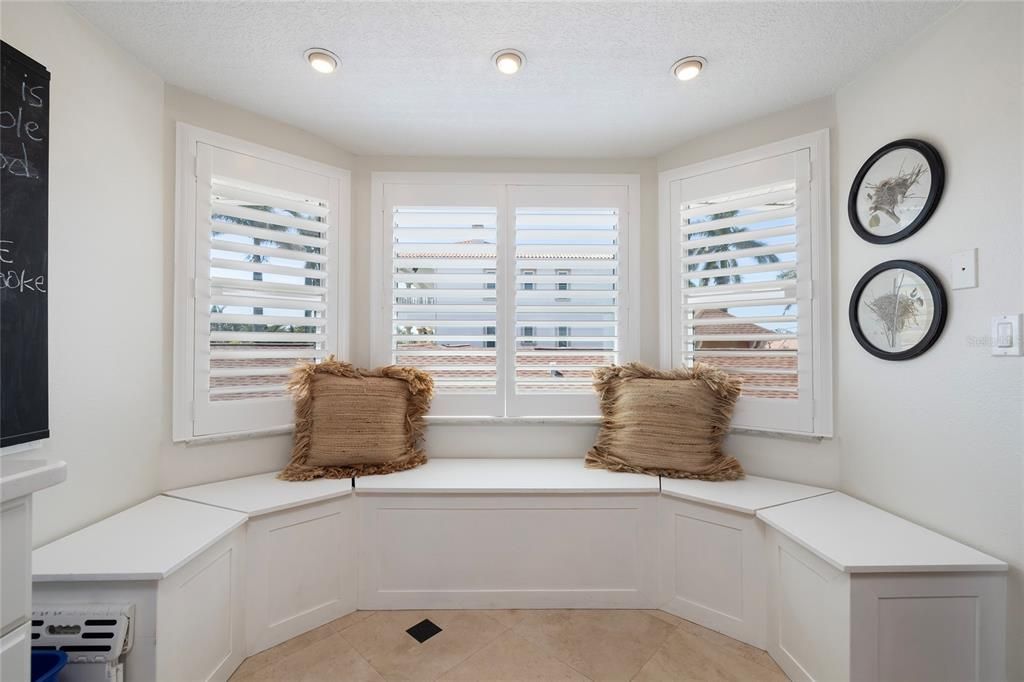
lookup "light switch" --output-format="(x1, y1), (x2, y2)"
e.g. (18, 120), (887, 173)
(951, 249), (978, 289)
(992, 314), (1022, 356)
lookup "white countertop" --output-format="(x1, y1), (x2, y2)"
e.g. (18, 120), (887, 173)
(355, 458), (660, 494)
(660, 475), (831, 515)
(757, 493), (1008, 574)
(33, 496), (247, 582)
(0, 458), (66, 501)
(164, 471), (353, 516)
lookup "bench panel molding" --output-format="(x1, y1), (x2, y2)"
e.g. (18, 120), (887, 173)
(658, 496), (768, 648)
(244, 496), (357, 655)
(358, 493), (659, 609)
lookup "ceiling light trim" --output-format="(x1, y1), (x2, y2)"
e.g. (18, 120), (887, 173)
(672, 56), (707, 81)
(304, 47), (341, 74)
(493, 49), (526, 75)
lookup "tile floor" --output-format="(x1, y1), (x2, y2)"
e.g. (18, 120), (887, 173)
(229, 609), (789, 681)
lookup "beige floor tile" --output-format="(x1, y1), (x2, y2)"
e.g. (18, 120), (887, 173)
(641, 610), (684, 627)
(229, 620), (339, 679)
(633, 629), (788, 682)
(242, 631), (384, 682)
(340, 610), (509, 681)
(481, 609), (573, 629)
(514, 609), (675, 682)
(676, 619), (782, 673)
(439, 632), (590, 681)
(331, 610), (377, 633)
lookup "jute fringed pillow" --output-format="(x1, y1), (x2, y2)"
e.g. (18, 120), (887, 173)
(585, 362), (744, 481)
(278, 357), (434, 481)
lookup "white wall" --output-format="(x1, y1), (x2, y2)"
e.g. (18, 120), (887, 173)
(0, 2), (165, 545)
(656, 96), (842, 488)
(834, 4), (1023, 679)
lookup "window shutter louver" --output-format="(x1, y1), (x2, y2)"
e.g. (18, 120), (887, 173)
(181, 140), (346, 439)
(391, 205), (500, 394)
(206, 176), (331, 403)
(670, 149), (819, 433)
(380, 184), (505, 416)
(506, 185), (629, 417)
(375, 179), (634, 418)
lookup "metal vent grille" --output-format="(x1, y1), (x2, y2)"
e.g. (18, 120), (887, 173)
(31, 604), (134, 664)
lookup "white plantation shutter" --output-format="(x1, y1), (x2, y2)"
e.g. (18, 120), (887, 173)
(668, 146), (827, 434)
(176, 136), (347, 440)
(374, 178), (634, 418)
(507, 185), (628, 416)
(381, 184), (504, 416)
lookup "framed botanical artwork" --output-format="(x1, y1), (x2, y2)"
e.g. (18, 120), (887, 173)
(849, 260), (947, 361)
(848, 139), (944, 244)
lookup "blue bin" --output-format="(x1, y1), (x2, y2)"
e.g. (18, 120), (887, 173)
(31, 650), (67, 682)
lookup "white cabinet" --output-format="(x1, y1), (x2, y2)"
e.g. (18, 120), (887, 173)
(0, 457), (66, 682)
(759, 494), (1008, 682)
(657, 476), (830, 648)
(1, 496), (32, 638)
(0, 622), (31, 682)
(33, 496), (247, 682)
(166, 473), (357, 655)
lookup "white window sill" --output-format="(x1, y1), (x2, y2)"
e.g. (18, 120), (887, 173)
(177, 425), (294, 446)
(173, 419), (832, 444)
(424, 416), (603, 426)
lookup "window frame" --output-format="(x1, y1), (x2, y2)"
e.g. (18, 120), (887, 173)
(658, 130), (833, 437)
(370, 171), (640, 420)
(173, 124), (351, 443)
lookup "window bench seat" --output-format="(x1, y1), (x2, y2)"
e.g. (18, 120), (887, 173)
(165, 473), (356, 656)
(32, 460), (1008, 682)
(356, 458), (661, 610)
(757, 493), (1008, 682)
(32, 497), (248, 681)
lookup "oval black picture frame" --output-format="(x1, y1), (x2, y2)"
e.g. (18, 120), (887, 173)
(848, 139), (945, 244)
(849, 260), (947, 361)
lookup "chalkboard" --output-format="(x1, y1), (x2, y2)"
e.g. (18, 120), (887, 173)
(1, 41), (50, 447)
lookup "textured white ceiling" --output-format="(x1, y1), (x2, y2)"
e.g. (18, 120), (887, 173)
(71, 1), (955, 158)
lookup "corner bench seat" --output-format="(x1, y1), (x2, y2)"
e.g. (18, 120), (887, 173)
(757, 491), (1008, 574)
(165, 473), (356, 657)
(657, 475), (832, 649)
(32, 462), (1009, 682)
(757, 493), (1007, 682)
(165, 471), (352, 516)
(32, 496), (247, 681)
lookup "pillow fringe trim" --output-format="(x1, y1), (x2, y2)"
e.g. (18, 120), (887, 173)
(278, 356), (434, 482)
(586, 362), (745, 481)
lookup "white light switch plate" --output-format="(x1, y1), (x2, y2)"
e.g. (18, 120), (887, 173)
(951, 249), (977, 289)
(992, 314), (1022, 356)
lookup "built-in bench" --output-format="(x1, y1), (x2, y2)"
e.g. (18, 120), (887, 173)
(32, 460), (1009, 682)
(757, 493), (1008, 682)
(32, 496), (248, 681)
(356, 458), (660, 609)
(658, 475), (831, 647)
(165, 473), (355, 656)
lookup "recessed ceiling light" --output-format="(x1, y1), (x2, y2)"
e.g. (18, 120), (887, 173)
(493, 49), (525, 75)
(304, 48), (340, 74)
(672, 56), (706, 82)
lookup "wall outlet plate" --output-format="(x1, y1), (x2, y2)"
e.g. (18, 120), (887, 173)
(991, 314), (1022, 356)
(951, 249), (978, 289)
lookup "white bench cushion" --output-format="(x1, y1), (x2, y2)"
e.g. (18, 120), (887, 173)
(660, 475), (830, 515)
(164, 472), (353, 516)
(33, 496), (246, 582)
(355, 458), (659, 494)
(757, 492), (1007, 573)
